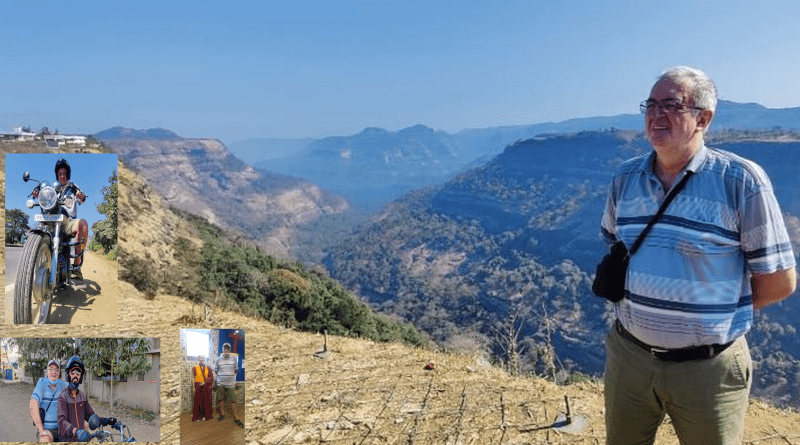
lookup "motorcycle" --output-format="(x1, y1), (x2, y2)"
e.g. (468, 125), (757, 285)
(13, 171), (88, 324)
(87, 414), (137, 442)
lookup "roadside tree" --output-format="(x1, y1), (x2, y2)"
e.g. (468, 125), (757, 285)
(5, 209), (30, 244)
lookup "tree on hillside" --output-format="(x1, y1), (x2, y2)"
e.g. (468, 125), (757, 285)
(81, 338), (152, 408)
(492, 306), (527, 376)
(10, 338), (80, 381)
(91, 170), (118, 256)
(5, 209), (30, 244)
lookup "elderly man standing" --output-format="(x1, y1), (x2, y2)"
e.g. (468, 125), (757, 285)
(192, 355), (214, 421)
(599, 66), (796, 444)
(214, 343), (243, 428)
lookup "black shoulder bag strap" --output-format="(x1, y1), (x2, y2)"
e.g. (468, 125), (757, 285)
(627, 170), (695, 257)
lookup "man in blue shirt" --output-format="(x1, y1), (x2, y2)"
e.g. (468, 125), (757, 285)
(30, 359), (68, 442)
(600, 66), (796, 444)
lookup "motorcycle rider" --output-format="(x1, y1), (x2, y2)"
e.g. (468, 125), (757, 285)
(32, 158), (87, 280)
(57, 356), (118, 442)
(30, 359), (69, 442)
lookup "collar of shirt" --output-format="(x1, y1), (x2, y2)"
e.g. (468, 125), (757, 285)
(639, 144), (708, 187)
(640, 143), (709, 175)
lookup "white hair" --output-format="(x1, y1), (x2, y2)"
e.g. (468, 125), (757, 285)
(657, 66), (718, 113)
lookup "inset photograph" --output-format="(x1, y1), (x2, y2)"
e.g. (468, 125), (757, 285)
(0, 337), (161, 442)
(4, 153), (119, 324)
(180, 329), (245, 445)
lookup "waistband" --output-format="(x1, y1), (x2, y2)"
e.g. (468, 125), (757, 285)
(615, 320), (735, 362)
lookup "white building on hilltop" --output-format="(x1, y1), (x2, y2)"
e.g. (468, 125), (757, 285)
(1, 126), (37, 141)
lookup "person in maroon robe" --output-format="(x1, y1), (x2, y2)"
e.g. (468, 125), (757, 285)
(192, 355), (214, 421)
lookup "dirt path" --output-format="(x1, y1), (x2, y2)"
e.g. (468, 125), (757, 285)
(3, 249), (119, 324)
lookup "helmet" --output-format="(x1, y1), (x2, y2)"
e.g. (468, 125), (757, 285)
(55, 158), (71, 181)
(65, 355), (85, 385)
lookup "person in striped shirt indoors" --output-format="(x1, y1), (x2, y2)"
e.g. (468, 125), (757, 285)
(214, 343), (243, 428)
(599, 66), (797, 445)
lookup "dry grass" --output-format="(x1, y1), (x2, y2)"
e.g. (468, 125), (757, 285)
(8, 285), (792, 444)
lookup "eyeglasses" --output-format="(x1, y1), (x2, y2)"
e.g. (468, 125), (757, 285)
(640, 99), (704, 115)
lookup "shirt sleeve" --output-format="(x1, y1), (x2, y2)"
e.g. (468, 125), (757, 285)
(600, 179), (619, 246)
(31, 378), (44, 403)
(740, 170), (796, 274)
(57, 393), (73, 439)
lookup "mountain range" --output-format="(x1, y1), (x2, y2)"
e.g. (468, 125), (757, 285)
(95, 101), (800, 407)
(324, 130), (800, 407)
(96, 128), (353, 261)
(234, 101), (800, 209)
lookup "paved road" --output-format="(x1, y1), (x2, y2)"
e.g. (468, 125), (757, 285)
(4, 248), (119, 324)
(5, 245), (22, 285)
(0, 379), (35, 442)
(0, 380), (161, 442)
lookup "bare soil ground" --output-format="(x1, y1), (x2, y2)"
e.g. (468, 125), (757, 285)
(5, 286), (794, 444)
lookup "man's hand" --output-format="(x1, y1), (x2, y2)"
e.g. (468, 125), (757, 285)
(77, 192), (86, 204)
(199, 381), (204, 386)
(102, 417), (118, 427)
(38, 429), (53, 442)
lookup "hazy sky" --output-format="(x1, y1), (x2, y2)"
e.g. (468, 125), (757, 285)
(3, 1), (800, 144)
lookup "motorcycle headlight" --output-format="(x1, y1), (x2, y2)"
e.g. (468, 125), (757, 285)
(38, 186), (58, 210)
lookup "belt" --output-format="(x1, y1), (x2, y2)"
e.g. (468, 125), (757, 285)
(615, 320), (734, 362)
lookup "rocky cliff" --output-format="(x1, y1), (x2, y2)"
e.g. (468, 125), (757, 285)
(98, 132), (352, 260)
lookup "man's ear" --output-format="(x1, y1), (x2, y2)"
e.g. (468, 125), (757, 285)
(696, 109), (714, 131)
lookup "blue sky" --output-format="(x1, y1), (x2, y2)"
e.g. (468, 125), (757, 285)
(2, 1), (800, 145)
(5, 154), (119, 237)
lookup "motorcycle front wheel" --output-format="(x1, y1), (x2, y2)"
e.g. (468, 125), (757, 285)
(13, 231), (53, 324)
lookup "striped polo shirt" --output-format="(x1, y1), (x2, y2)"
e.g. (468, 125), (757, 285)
(214, 354), (238, 388)
(600, 144), (795, 349)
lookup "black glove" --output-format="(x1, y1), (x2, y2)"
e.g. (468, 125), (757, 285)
(101, 416), (118, 427)
(75, 428), (91, 442)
